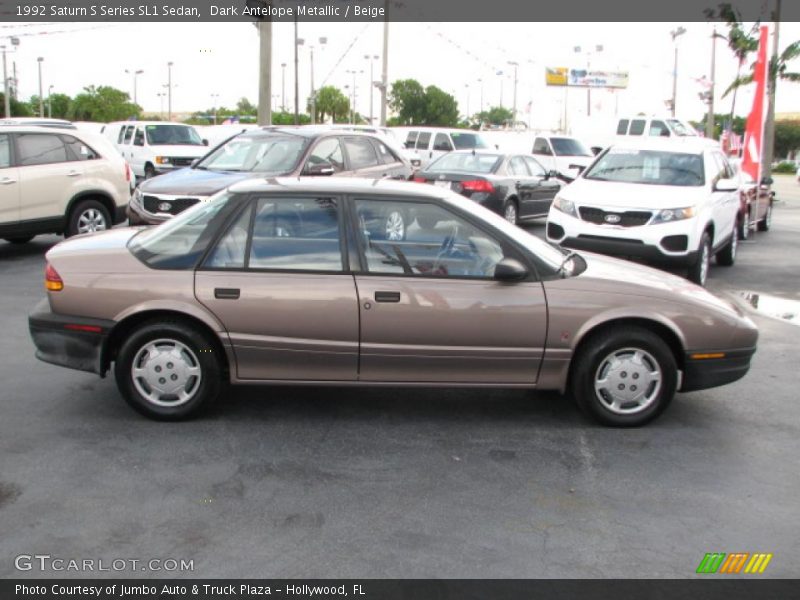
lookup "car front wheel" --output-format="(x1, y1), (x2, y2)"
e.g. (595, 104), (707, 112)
(67, 200), (111, 237)
(114, 320), (223, 420)
(716, 225), (737, 266)
(687, 232), (711, 286)
(503, 199), (518, 225)
(571, 326), (677, 427)
(757, 202), (772, 232)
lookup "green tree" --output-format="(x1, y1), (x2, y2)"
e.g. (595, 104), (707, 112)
(235, 97), (257, 116)
(310, 86), (350, 123)
(389, 79), (460, 126)
(473, 106), (514, 128)
(422, 86), (459, 127)
(67, 86), (140, 122)
(693, 113), (746, 140)
(0, 93), (33, 117)
(48, 93), (71, 119)
(774, 120), (800, 159)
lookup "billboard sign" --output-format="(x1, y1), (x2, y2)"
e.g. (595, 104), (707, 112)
(546, 67), (629, 89)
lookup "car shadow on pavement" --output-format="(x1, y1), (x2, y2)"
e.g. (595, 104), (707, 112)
(0, 239), (59, 260)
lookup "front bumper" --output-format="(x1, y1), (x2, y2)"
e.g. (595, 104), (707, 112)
(547, 210), (700, 266)
(28, 299), (115, 376)
(681, 347), (757, 392)
(126, 201), (169, 226)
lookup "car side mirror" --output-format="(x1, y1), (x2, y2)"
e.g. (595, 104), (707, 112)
(545, 169), (559, 180)
(494, 258), (528, 282)
(568, 164), (586, 174)
(202, 139), (209, 146)
(190, 158), (200, 168)
(306, 162), (335, 176)
(714, 177), (738, 192)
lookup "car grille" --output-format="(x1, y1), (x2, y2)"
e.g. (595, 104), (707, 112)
(142, 195), (200, 215)
(170, 157), (196, 167)
(578, 206), (652, 227)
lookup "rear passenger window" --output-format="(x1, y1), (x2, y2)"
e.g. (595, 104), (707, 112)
(133, 128), (145, 147)
(629, 120), (646, 136)
(344, 137), (380, 170)
(616, 119), (629, 135)
(62, 135), (99, 161)
(373, 139), (401, 165)
(433, 133), (453, 152)
(16, 133), (69, 166)
(404, 131), (418, 149)
(532, 138), (551, 155)
(0, 134), (10, 168)
(117, 127), (126, 144)
(307, 137), (344, 172)
(415, 132), (431, 151)
(508, 156), (531, 176)
(123, 126), (134, 143)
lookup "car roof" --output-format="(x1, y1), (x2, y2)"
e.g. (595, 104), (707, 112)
(227, 176), (448, 198)
(608, 136), (720, 153)
(238, 126), (381, 139)
(0, 124), (82, 133)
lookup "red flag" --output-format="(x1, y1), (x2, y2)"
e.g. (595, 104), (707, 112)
(741, 25), (769, 183)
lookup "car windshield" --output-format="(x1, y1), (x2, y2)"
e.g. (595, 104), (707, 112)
(584, 148), (705, 187)
(128, 193), (234, 269)
(450, 132), (489, 150)
(550, 137), (592, 157)
(145, 125), (204, 146)
(197, 135), (308, 173)
(427, 153), (501, 173)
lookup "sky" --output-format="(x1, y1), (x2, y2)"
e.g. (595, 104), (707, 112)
(2, 20), (799, 137)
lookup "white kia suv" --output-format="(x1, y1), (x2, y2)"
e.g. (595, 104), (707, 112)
(545, 138), (740, 286)
(0, 126), (132, 244)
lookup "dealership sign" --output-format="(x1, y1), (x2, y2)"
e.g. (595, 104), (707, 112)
(546, 67), (629, 88)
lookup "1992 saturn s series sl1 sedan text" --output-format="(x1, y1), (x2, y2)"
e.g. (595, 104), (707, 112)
(28, 178), (758, 426)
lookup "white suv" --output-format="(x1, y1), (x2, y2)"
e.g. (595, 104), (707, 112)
(0, 126), (132, 244)
(546, 138), (740, 286)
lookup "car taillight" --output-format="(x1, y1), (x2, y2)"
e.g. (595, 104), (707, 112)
(45, 263), (63, 292)
(412, 176), (427, 183)
(461, 179), (494, 193)
(124, 162), (131, 182)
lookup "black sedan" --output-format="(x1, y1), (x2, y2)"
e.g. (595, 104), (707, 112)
(412, 150), (563, 225)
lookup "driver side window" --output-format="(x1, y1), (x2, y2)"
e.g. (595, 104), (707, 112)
(353, 198), (510, 279)
(306, 137), (344, 173)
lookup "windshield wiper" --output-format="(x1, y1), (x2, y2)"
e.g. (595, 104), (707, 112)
(558, 250), (579, 278)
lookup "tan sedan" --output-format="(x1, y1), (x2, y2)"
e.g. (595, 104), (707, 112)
(29, 178), (758, 426)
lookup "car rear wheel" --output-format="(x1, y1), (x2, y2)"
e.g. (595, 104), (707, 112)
(571, 326), (677, 427)
(66, 200), (111, 237)
(144, 164), (156, 180)
(503, 199), (519, 225)
(716, 224), (737, 266)
(114, 320), (223, 420)
(687, 232), (711, 286)
(738, 208), (750, 241)
(4, 236), (34, 244)
(757, 202), (772, 232)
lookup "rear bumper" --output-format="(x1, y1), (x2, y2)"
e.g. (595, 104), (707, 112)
(28, 299), (115, 376)
(681, 347), (756, 392)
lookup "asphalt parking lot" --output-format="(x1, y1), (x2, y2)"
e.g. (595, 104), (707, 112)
(1, 176), (799, 579)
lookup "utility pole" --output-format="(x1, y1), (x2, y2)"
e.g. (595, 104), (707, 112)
(761, 0), (781, 180)
(670, 27), (686, 117)
(379, 3), (389, 126)
(281, 63), (286, 112)
(365, 54), (378, 124)
(167, 61), (173, 121)
(47, 85), (53, 118)
(478, 78), (483, 113)
(37, 57), (44, 117)
(2, 46), (9, 118)
(293, 19), (300, 125)
(257, 20), (272, 126)
(211, 93), (219, 125)
(706, 28), (717, 138)
(508, 61), (518, 126)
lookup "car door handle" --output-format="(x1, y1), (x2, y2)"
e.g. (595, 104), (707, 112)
(374, 291), (401, 303)
(67, 170), (81, 177)
(0, 177), (16, 185)
(214, 288), (240, 300)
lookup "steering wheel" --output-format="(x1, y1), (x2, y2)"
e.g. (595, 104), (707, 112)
(432, 225), (459, 274)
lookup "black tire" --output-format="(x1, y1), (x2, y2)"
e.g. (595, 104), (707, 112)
(716, 224), (737, 267)
(114, 320), (223, 421)
(757, 201), (772, 232)
(66, 199), (111, 238)
(570, 326), (678, 427)
(687, 232), (711, 286)
(4, 236), (34, 244)
(738, 207), (750, 241)
(503, 198), (519, 225)
(144, 164), (157, 180)
(415, 213), (440, 230)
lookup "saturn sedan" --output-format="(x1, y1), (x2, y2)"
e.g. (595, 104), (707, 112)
(29, 178), (757, 426)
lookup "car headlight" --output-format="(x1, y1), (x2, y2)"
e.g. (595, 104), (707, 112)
(652, 207), (695, 224)
(131, 187), (143, 206)
(552, 196), (578, 218)
(155, 156), (171, 165)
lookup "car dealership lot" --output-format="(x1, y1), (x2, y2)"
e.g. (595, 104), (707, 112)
(1, 176), (798, 578)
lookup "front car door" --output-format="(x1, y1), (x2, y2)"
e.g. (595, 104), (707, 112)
(523, 156), (562, 215)
(194, 194), (360, 381)
(0, 133), (20, 227)
(350, 195), (548, 383)
(709, 152), (738, 245)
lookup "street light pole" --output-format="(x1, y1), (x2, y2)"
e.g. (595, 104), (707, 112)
(47, 85), (53, 118)
(365, 54), (379, 124)
(478, 78), (483, 113)
(281, 63), (287, 112)
(37, 57), (43, 117)
(2, 46), (9, 118)
(211, 93), (219, 125)
(294, 22), (301, 125)
(670, 27), (686, 117)
(465, 84), (470, 120)
(507, 61), (518, 127)
(167, 61), (173, 121)
(379, 9), (389, 126)
(125, 68), (144, 105)
(706, 27), (717, 138)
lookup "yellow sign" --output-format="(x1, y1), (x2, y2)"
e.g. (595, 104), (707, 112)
(545, 67), (568, 86)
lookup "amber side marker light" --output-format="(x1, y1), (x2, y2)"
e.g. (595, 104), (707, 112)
(44, 263), (63, 292)
(690, 352), (726, 360)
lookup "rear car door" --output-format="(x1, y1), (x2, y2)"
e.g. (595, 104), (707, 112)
(15, 132), (82, 223)
(195, 195), (359, 381)
(351, 195), (547, 383)
(371, 137), (410, 180)
(0, 133), (20, 226)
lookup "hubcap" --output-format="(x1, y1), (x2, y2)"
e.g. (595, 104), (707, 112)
(594, 347), (663, 415)
(131, 338), (202, 407)
(766, 204), (772, 227)
(730, 226), (737, 259)
(77, 209), (107, 234)
(384, 211), (405, 241)
(504, 203), (517, 224)
(699, 242), (709, 285)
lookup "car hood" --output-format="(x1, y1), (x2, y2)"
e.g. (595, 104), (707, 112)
(138, 167), (255, 196)
(149, 144), (208, 157)
(572, 250), (742, 317)
(560, 177), (708, 209)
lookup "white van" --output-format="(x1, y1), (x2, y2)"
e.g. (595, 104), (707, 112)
(103, 121), (209, 180)
(393, 127), (489, 169)
(615, 117), (698, 138)
(531, 135), (595, 180)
